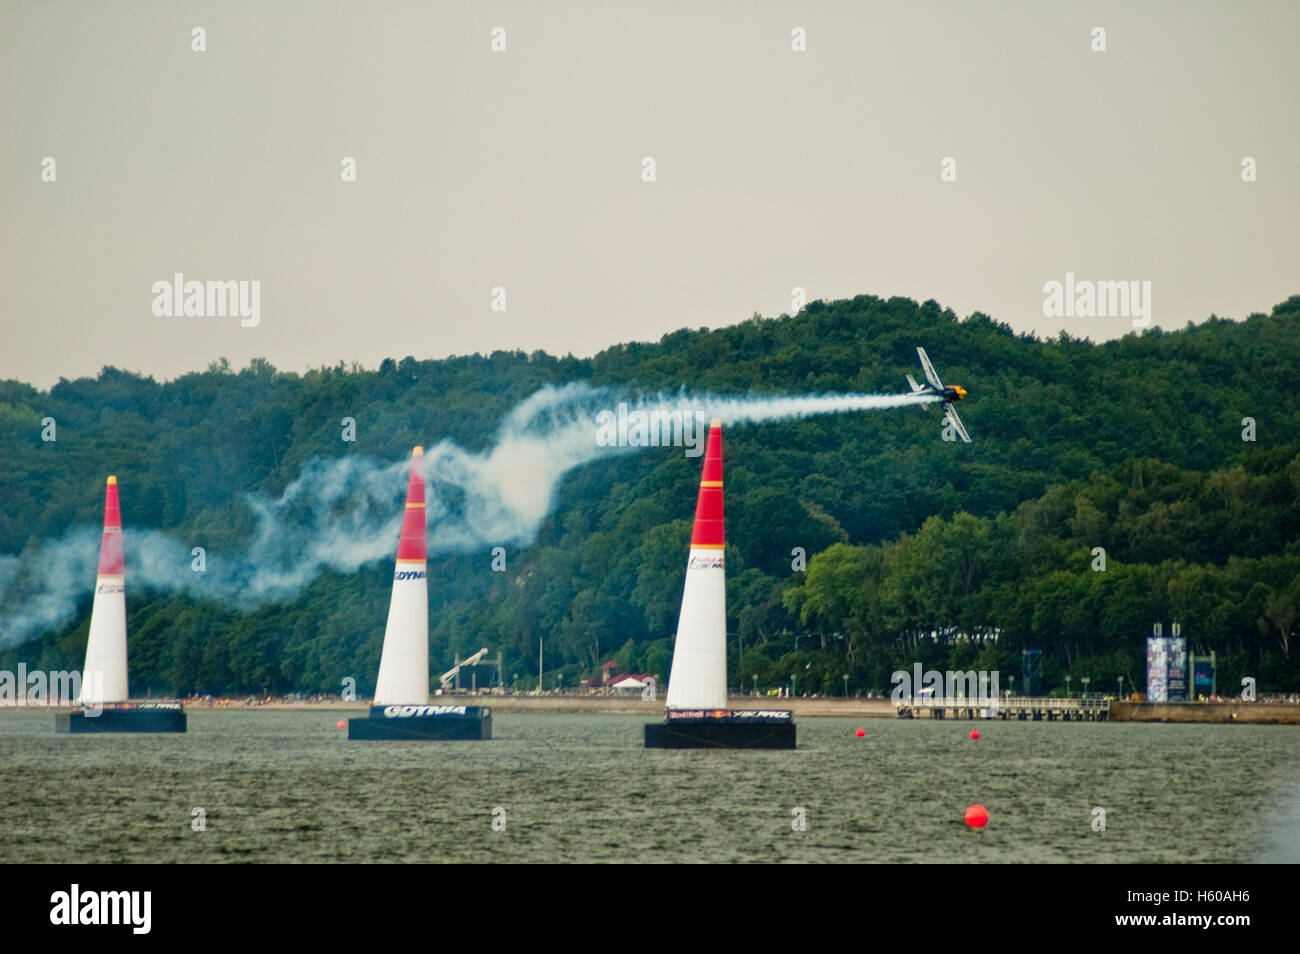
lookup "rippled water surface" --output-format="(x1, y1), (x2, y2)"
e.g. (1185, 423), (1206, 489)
(2, 711), (1297, 863)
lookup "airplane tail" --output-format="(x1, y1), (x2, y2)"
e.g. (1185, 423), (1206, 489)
(905, 374), (930, 409)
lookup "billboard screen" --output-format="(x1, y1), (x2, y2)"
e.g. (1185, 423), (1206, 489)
(1146, 637), (1168, 702)
(1166, 637), (1188, 702)
(1194, 659), (1215, 695)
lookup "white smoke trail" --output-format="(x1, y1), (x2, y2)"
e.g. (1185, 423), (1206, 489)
(0, 527), (100, 648)
(0, 383), (938, 647)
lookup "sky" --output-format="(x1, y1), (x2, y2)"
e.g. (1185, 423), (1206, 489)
(2, 0), (1297, 388)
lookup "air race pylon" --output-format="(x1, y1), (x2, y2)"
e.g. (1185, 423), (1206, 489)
(56, 476), (186, 733)
(373, 447), (430, 706)
(646, 421), (795, 748)
(350, 447), (490, 741)
(80, 475), (128, 706)
(664, 420), (728, 710)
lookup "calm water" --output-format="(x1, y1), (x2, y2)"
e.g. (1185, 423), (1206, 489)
(2, 711), (1297, 863)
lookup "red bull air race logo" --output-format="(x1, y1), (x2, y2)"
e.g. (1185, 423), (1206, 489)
(687, 553), (724, 570)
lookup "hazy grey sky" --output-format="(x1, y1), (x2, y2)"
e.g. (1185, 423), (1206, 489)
(2, 1), (1297, 387)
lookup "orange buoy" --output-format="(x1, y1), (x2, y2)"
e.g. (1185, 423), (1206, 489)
(336, 720), (346, 729)
(965, 804), (988, 828)
(970, 729), (980, 740)
(856, 727), (866, 737)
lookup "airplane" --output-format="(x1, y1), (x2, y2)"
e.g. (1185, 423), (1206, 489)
(906, 346), (971, 443)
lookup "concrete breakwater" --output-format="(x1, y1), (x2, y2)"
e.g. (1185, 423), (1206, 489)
(1110, 701), (1300, 724)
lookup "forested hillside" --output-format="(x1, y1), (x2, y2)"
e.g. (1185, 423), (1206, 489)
(3, 294), (1298, 695)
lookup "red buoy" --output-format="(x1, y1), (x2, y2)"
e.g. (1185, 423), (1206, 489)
(336, 720), (346, 729)
(970, 729), (980, 740)
(856, 727), (866, 737)
(965, 804), (989, 828)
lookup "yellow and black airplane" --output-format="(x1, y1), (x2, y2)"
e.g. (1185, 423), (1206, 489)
(906, 346), (971, 443)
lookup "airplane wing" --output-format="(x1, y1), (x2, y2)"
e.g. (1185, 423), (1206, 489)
(916, 347), (944, 390)
(943, 404), (972, 443)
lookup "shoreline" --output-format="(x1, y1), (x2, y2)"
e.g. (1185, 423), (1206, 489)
(12, 698), (1300, 723)
(5, 695), (901, 719)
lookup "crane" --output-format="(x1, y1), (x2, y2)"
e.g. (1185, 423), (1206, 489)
(439, 648), (491, 691)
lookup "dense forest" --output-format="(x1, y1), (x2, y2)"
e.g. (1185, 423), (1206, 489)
(2, 294), (1298, 696)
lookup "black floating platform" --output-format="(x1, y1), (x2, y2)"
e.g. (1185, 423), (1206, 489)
(645, 709), (796, 749)
(55, 704), (187, 734)
(349, 704), (491, 740)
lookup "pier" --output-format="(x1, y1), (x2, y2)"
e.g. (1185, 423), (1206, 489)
(897, 695), (1110, 721)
